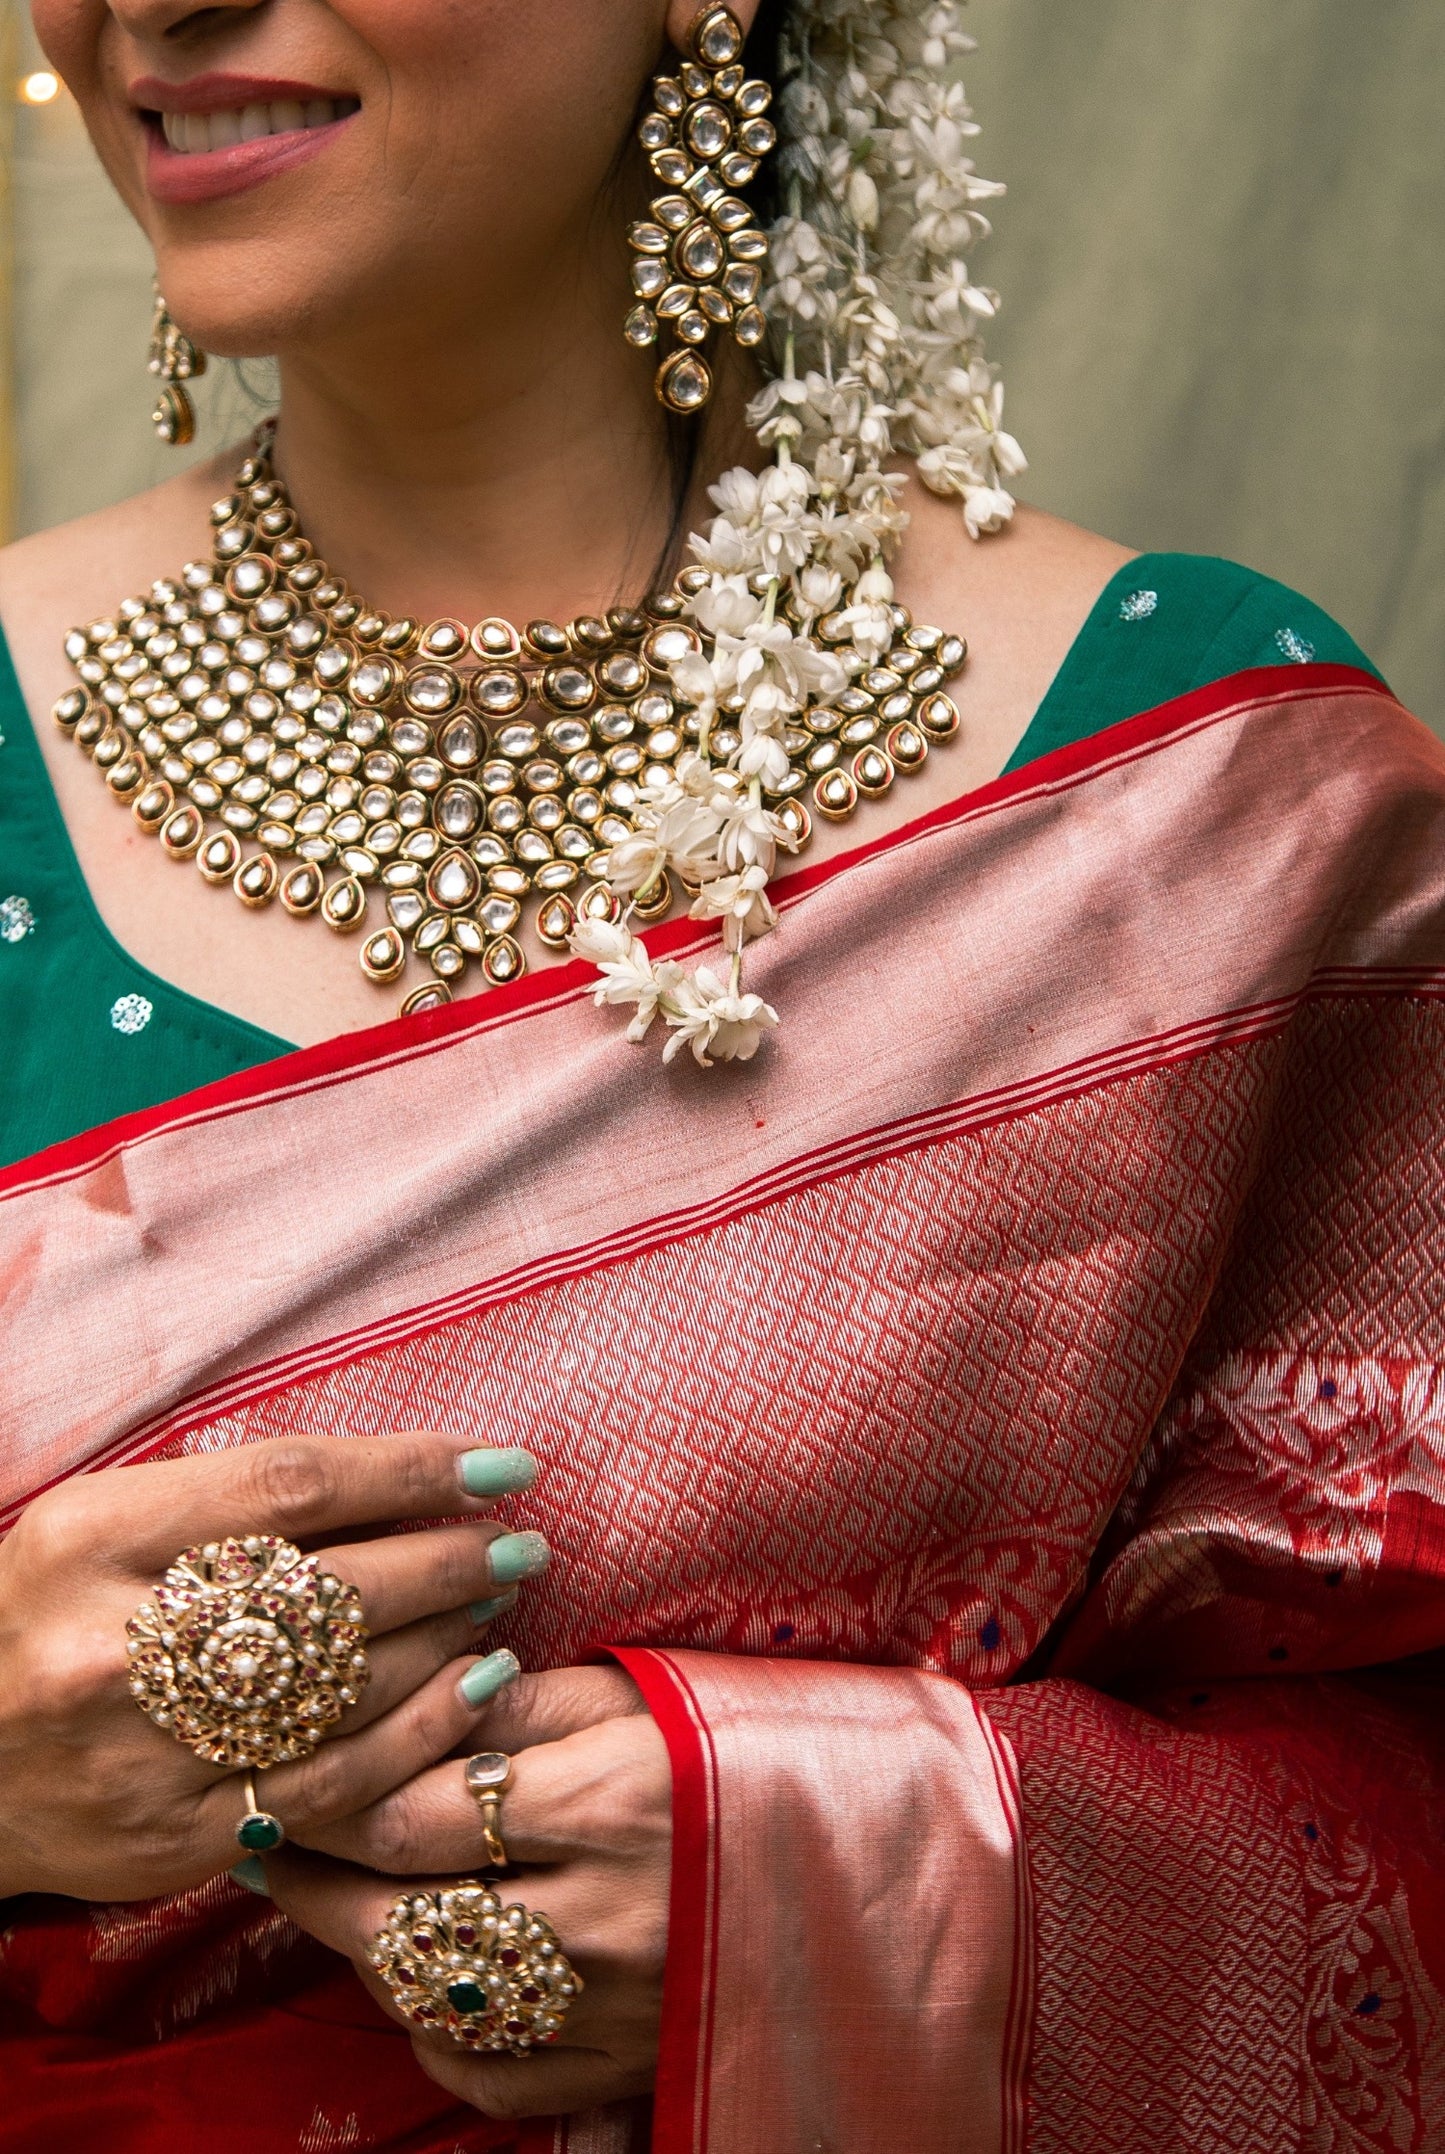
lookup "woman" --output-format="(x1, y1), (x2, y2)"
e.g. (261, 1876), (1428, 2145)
(0, 0), (1441, 2148)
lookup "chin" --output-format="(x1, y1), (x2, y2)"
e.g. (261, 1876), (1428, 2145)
(148, 237), (394, 365)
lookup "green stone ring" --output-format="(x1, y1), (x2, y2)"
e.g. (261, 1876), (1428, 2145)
(235, 1768), (286, 1854)
(368, 1881), (582, 2053)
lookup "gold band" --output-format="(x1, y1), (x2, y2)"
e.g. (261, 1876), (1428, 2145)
(464, 1751), (514, 1869)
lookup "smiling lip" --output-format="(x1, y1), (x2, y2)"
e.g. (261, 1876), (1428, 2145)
(133, 75), (360, 206)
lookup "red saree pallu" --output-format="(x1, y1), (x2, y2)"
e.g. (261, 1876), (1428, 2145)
(2, 663), (1444, 2153)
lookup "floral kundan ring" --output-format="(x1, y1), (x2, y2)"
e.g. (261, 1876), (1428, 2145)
(369, 1883), (582, 2052)
(125, 1533), (371, 1769)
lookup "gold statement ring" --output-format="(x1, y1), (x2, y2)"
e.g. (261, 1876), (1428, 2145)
(464, 1750), (514, 1868)
(369, 1883), (582, 2053)
(125, 1534), (371, 1768)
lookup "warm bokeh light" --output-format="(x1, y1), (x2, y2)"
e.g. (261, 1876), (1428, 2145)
(19, 71), (61, 106)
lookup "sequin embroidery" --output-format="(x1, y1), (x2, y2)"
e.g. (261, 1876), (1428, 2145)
(110, 993), (154, 1036)
(0, 895), (36, 943)
(1119, 590), (1159, 623)
(1275, 627), (1316, 665)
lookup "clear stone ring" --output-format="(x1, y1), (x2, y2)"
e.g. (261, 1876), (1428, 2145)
(464, 1750), (514, 1868)
(125, 1534), (371, 1769)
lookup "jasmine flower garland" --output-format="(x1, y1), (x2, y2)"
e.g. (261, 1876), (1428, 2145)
(570, 0), (1017, 1066)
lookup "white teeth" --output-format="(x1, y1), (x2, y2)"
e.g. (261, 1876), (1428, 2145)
(160, 98), (352, 155)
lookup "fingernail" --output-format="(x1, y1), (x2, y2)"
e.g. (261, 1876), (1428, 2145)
(488, 1530), (550, 1587)
(229, 1857), (271, 1897)
(459, 1648), (521, 1709)
(468, 1587), (520, 1627)
(459, 1447), (540, 1498)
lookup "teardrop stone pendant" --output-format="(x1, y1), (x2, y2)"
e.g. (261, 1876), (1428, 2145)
(153, 382), (196, 447)
(657, 349), (713, 414)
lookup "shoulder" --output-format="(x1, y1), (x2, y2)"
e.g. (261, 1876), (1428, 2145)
(0, 452), (237, 721)
(899, 488), (1135, 660)
(892, 491), (1137, 786)
(894, 495), (1386, 794)
(1098, 553), (1383, 684)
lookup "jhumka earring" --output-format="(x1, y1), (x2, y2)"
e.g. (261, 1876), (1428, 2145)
(625, 4), (775, 414)
(148, 286), (208, 446)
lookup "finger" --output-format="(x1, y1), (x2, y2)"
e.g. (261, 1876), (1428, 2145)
(319, 1521), (549, 1637)
(467, 1666), (646, 1752)
(264, 1852), (628, 2061)
(413, 2038), (644, 2120)
(328, 1596), (517, 1736)
(304, 1713), (667, 1875)
(86, 1435), (540, 1572)
(264, 1843), (395, 1954)
(206, 1650), (519, 1856)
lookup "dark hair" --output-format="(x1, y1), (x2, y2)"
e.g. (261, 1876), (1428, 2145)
(741, 0), (790, 221)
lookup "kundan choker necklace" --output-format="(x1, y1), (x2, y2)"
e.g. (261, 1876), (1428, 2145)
(56, 422), (967, 1064)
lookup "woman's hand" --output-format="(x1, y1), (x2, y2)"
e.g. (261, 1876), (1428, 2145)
(0, 1431), (548, 1902)
(268, 1666), (671, 2120)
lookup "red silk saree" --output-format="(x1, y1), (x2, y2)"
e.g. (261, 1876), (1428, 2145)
(2, 660), (1443, 2152)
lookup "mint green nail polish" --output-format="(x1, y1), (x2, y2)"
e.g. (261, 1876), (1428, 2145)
(230, 1856), (270, 1897)
(460, 1648), (521, 1709)
(459, 1447), (540, 1498)
(468, 1587), (520, 1626)
(488, 1530), (550, 1586)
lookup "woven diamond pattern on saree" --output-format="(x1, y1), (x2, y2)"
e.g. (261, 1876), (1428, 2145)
(1, 665), (1443, 2153)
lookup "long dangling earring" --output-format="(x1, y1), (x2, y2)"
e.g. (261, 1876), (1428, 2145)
(626, 4), (775, 415)
(147, 286), (208, 446)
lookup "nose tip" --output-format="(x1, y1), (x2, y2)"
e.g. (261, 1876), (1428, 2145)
(108, 0), (270, 40)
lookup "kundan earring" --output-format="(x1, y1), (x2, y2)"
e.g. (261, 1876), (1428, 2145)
(148, 286), (208, 446)
(625, 4), (775, 414)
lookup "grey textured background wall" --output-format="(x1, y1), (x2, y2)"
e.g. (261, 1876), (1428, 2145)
(4, 0), (1441, 728)
(961, 0), (1443, 729)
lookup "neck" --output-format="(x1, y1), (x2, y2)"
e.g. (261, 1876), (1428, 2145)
(267, 301), (762, 631)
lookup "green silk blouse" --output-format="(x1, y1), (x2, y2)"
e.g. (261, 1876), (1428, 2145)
(0, 553), (1378, 1170)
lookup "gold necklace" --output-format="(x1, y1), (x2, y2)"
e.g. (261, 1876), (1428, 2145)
(56, 430), (967, 1015)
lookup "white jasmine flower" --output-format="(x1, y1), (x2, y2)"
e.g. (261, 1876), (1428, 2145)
(689, 517), (758, 577)
(676, 749), (740, 804)
(603, 830), (669, 896)
(690, 574), (764, 639)
(736, 729), (793, 792)
(812, 439), (857, 494)
(715, 796), (796, 873)
(962, 482), (1016, 537)
(691, 864), (780, 951)
(582, 937), (684, 1042)
(768, 216), (838, 325)
(670, 650), (720, 730)
(795, 561), (844, 616)
(656, 794), (730, 876)
(847, 167), (881, 233)
(836, 598), (894, 663)
(568, 916), (633, 965)
(662, 967), (780, 1068)
(921, 260), (998, 330)
(709, 469), (762, 525)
